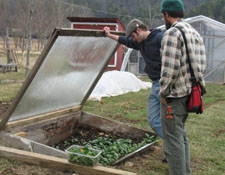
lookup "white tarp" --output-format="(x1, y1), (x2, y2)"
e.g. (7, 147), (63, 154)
(89, 70), (152, 101)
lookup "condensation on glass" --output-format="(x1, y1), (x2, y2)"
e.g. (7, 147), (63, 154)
(8, 30), (118, 121)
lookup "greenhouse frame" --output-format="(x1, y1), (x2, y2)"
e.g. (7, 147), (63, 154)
(122, 15), (225, 84)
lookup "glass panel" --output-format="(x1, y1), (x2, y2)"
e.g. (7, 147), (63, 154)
(130, 50), (138, 63)
(129, 63), (138, 75)
(189, 20), (225, 84)
(9, 35), (118, 121)
(205, 61), (225, 83)
(139, 56), (146, 74)
(204, 37), (225, 62)
(190, 21), (201, 33)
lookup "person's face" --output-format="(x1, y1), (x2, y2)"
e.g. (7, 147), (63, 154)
(131, 28), (144, 43)
(163, 12), (172, 30)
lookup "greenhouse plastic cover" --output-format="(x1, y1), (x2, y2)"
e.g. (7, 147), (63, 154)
(89, 70), (152, 101)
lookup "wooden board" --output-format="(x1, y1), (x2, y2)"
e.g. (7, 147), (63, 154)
(5, 105), (81, 131)
(79, 112), (157, 139)
(14, 132), (26, 137)
(0, 146), (136, 175)
(6, 111), (82, 145)
(58, 28), (125, 37)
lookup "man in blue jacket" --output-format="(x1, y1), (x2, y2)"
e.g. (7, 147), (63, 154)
(103, 19), (164, 139)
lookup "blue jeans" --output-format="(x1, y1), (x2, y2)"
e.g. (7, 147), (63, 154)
(148, 79), (163, 138)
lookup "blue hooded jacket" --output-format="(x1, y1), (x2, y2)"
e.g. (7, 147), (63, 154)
(118, 29), (163, 81)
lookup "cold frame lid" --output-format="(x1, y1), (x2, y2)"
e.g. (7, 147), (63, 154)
(0, 28), (122, 130)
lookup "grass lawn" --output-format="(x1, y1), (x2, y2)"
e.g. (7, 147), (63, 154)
(0, 49), (40, 102)
(0, 57), (225, 174)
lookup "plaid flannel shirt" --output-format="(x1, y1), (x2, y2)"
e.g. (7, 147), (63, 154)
(160, 19), (206, 98)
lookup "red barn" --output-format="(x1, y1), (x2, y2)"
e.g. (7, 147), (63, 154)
(67, 17), (125, 71)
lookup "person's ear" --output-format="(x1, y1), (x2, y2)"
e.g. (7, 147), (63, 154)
(164, 12), (169, 19)
(136, 27), (141, 33)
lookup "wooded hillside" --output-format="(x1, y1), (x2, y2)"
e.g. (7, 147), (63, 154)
(0, 0), (224, 47)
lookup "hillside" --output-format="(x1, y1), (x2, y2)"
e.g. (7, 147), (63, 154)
(69, 0), (208, 25)
(1, 0), (224, 43)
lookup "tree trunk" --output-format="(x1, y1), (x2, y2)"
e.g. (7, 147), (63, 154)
(21, 37), (25, 64)
(6, 27), (11, 64)
(25, 2), (33, 78)
(14, 37), (18, 50)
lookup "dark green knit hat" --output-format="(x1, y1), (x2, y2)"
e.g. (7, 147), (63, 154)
(160, 0), (184, 12)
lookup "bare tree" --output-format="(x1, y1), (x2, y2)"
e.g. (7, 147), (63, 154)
(51, 0), (72, 28)
(0, 0), (11, 63)
(0, 1), (6, 49)
(33, 0), (56, 50)
(14, 0), (35, 76)
(2, 0), (97, 76)
(15, 0), (30, 63)
(6, 27), (11, 63)
(25, 0), (35, 78)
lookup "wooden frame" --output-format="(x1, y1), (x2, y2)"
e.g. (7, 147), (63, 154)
(0, 110), (156, 175)
(0, 28), (155, 174)
(0, 28), (124, 131)
(5, 105), (81, 131)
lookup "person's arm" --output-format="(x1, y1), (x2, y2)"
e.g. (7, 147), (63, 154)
(160, 29), (181, 99)
(103, 26), (139, 50)
(103, 26), (119, 41)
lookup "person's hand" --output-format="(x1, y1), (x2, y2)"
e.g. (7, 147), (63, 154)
(161, 98), (167, 105)
(103, 27), (119, 41)
(103, 26), (110, 37)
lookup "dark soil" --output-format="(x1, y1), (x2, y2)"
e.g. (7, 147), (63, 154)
(53, 126), (146, 151)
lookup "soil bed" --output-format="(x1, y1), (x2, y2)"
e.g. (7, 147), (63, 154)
(52, 126), (156, 166)
(53, 126), (146, 149)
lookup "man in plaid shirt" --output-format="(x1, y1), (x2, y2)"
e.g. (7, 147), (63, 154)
(160, 0), (206, 174)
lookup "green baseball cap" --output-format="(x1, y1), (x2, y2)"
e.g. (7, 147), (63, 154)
(160, 0), (184, 12)
(126, 19), (144, 37)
